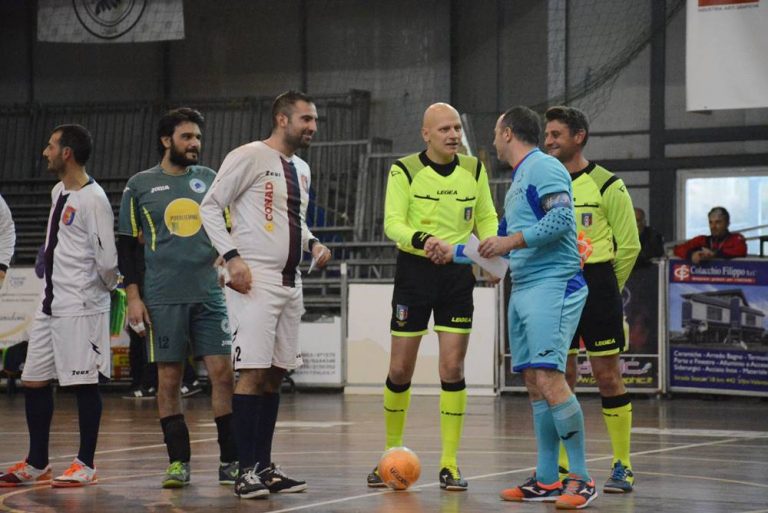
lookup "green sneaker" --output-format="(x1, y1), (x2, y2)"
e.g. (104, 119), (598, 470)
(162, 461), (190, 488)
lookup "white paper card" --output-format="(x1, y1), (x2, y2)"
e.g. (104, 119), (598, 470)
(463, 234), (508, 279)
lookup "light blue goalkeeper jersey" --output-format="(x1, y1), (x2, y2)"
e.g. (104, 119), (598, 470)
(504, 149), (581, 288)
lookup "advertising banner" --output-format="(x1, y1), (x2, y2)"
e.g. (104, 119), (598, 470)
(292, 316), (343, 387)
(347, 284), (497, 395)
(503, 263), (662, 392)
(0, 267), (42, 348)
(686, 0), (768, 110)
(668, 259), (768, 396)
(38, 0), (184, 43)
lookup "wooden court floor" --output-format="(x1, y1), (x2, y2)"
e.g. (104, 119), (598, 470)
(1, 390), (767, 513)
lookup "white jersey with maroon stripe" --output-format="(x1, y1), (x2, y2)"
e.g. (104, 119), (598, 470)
(42, 179), (119, 316)
(201, 141), (316, 287)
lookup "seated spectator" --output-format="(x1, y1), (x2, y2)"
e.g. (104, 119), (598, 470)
(674, 206), (747, 263)
(635, 207), (664, 266)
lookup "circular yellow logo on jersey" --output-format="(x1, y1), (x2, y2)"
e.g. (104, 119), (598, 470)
(265, 222), (274, 232)
(164, 198), (202, 237)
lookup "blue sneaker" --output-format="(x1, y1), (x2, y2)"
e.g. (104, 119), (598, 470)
(603, 460), (634, 493)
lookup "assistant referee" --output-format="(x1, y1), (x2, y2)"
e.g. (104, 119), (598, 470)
(544, 106), (640, 494)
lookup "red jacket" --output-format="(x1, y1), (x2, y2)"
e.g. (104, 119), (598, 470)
(673, 232), (747, 259)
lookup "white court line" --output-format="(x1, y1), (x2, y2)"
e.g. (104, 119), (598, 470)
(632, 427), (768, 438)
(0, 438), (217, 467)
(0, 469), (171, 513)
(1, 432), (765, 513)
(0, 431), (197, 436)
(197, 421), (356, 428)
(638, 470), (768, 489)
(265, 435), (761, 513)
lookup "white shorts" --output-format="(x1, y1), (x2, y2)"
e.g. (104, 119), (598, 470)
(21, 310), (111, 386)
(226, 282), (304, 371)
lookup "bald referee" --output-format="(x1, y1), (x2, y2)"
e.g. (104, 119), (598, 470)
(366, 103), (498, 491)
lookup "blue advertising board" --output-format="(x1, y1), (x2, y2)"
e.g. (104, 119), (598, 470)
(504, 262), (662, 392)
(668, 259), (768, 396)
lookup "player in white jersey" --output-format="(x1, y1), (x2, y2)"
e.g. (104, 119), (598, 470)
(200, 90), (331, 499)
(0, 125), (119, 489)
(0, 192), (15, 290)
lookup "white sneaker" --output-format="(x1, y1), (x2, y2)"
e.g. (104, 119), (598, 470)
(0, 460), (52, 487)
(51, 459), (97, 487)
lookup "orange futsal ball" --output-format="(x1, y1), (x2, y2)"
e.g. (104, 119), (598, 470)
(378, 446), (421, 490)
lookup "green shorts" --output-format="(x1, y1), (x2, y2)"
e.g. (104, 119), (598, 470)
(146, 297), (232, 363)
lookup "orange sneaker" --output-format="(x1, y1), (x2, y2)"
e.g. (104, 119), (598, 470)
(51, 459), (97, 488)
(500, 474), (561, 502)
(0, 460), (52, 487)
(555, 475), (597, 509)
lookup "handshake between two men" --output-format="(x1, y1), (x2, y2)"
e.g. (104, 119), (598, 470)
(422, 233), (529, 284)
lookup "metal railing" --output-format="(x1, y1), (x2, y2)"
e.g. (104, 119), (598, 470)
(0, 90), (371, 180)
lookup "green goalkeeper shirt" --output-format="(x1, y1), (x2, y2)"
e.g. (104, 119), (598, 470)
(118, 165), (223, 305)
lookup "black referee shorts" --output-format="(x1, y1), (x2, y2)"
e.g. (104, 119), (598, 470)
(570, 261), (626, 356)
(390, 251), (475, 336)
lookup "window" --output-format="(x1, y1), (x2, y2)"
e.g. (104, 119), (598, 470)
(706, 305), (722, 322)
(678, 168), (768, 256)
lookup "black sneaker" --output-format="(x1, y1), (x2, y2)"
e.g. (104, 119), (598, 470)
(258, 463), (307, 493)
(123, 387), (156, 399)
(180, 380), (203, 398)
(218, 461), (238, 485)
(439, 466), (468, 491)
(367, 466), (387, 488)
(233, 467), (269, 499)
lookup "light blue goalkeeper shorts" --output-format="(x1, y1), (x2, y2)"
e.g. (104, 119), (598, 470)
(508, 273), (587, 373)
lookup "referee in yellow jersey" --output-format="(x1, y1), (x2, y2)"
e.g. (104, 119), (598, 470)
(366, 103), (498, 491)
(544, 106), (640, 493)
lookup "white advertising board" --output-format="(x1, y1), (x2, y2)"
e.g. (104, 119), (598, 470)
(292, 316), (343, 387)
(0, 267), (43, 348)
(346, 284), (497, 396)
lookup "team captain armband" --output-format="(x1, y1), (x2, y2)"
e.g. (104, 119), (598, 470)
(411, 231), (434, 250)
(541, 191), (571, 211)
(521, 192), (575, 248)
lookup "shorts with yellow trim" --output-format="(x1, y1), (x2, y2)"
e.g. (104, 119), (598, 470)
(390, 251), (475, 336)
(570, 261), (626, 356)
(146, 296), (232, 362)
